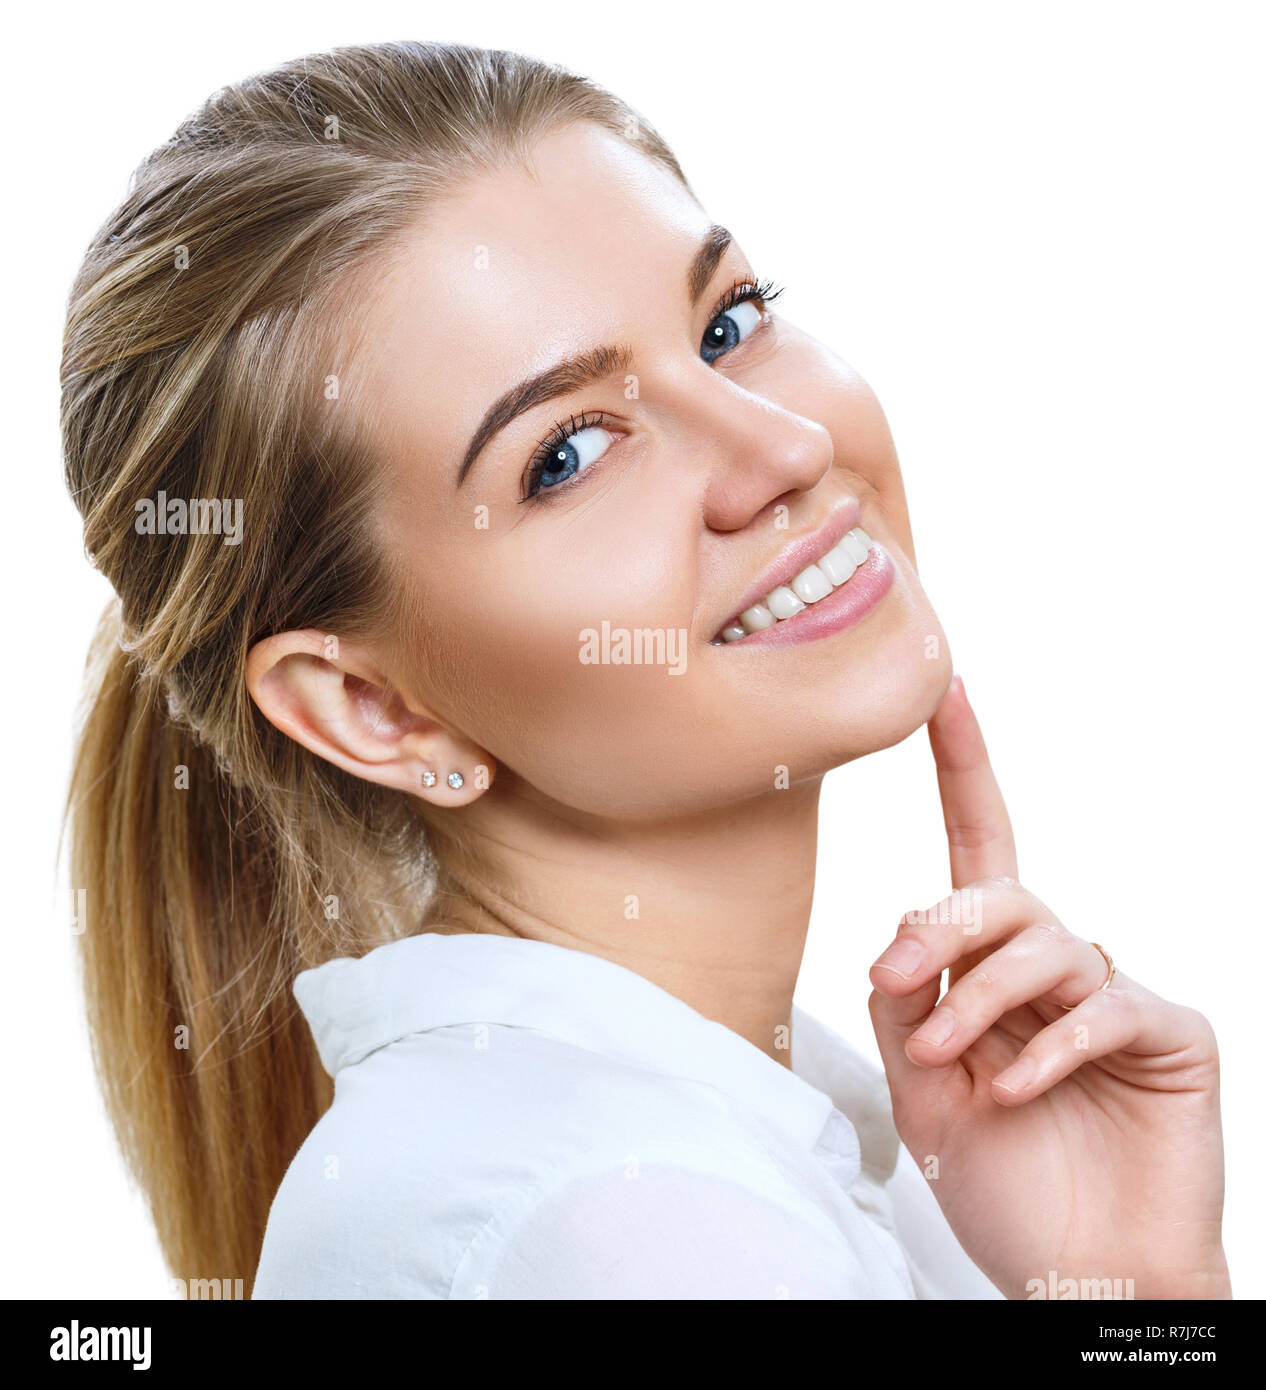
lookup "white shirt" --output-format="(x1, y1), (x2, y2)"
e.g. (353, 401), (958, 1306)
(253, 931), (1002, 1299)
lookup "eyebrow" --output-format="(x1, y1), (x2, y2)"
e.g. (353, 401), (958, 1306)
(456, 223), (734, 487)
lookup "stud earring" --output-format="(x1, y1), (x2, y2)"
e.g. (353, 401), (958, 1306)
(447, 771), (464, 790)
(421, 770), (437, 788)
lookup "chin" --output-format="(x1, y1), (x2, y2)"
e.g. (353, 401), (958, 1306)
(820, 610), (954, 770)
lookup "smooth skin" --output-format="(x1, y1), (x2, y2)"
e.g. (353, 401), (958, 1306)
(246, 121), (1229, 1299)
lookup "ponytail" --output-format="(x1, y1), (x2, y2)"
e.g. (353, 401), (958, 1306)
(67, 602), (329, 1292)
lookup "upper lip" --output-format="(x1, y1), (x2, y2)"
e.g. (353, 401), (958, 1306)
(712, 497), (864, 636)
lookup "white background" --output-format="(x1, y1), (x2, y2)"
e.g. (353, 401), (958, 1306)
(4, 0), (1262, 1298)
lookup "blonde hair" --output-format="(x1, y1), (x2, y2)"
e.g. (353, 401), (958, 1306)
(60, 40), (689, 1293)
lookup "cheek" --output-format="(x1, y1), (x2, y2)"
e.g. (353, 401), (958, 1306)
(401, 497), (719, 813)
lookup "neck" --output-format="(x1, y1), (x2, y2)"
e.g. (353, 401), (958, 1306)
(425, 777), (822, 1067)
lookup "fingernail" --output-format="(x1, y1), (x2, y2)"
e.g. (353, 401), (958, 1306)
(993, 1057), (1038, 1094)
(872, 938), (924, 979)
(911, 1008), (955, 1046)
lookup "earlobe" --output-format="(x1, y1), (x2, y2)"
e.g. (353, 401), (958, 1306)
(413, 754), (498, 806)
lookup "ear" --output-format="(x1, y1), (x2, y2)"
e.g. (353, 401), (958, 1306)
(244, 628), (495, 805)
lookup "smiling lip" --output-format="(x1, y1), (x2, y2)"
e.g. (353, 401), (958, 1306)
(714, 499), (862, 637)
(716, 543), (895, 648)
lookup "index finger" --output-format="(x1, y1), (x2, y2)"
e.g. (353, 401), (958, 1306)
(927, 674), (1018, 889)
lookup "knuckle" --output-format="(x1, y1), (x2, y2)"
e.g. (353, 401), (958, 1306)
(1179, 1004), (1218, 1051)
(971, 876), (1030, 922)
(946, 826), (1001, 857)
(971, 873), (1021, 895)
(1027, 919), (1073, 951)
(1096, 984), (1141, 1022)
(956, 964), (997, 1002)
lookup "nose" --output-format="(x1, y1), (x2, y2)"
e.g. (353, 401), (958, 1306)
(688, 371), (835, 532)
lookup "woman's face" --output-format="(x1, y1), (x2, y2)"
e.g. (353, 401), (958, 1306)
(359, 121), (951, 819)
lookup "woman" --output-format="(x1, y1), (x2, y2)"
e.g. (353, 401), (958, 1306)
(61, 40), (1229, 1299)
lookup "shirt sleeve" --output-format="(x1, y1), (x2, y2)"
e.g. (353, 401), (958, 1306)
(451, 1158), (897, 1300)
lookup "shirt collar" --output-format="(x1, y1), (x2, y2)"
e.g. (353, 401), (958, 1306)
(294, 931), (900, 1184)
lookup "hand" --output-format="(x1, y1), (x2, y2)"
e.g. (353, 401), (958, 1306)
(868, 675), (1230, 1300)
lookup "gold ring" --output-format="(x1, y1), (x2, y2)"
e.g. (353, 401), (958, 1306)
(1061, 941), (1115, 1010)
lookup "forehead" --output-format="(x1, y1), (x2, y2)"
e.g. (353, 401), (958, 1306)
(360, 123), (711, 458)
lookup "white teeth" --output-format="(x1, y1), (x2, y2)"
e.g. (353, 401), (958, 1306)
(765, 585), (806, 620)
(717, 524), (876, 643)
(817, 543), (857, 587)
(739, 603), (776, 633)
(790, 563), (833, 604)
(839, 531), (869, 566)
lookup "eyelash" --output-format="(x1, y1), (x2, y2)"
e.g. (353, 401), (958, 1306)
(521, 275), (786, 502)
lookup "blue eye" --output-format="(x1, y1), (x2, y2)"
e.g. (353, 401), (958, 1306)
(700, 277), (784, 363)
(529, 419), (614, 494)
(700, 295), (764, 364)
